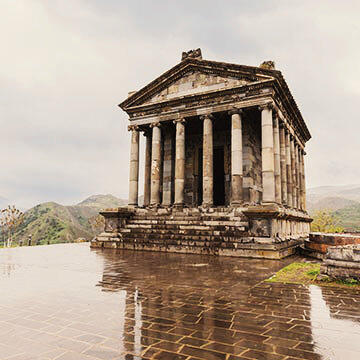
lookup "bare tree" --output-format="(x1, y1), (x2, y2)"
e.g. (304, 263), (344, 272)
(0, 206), (24, 247)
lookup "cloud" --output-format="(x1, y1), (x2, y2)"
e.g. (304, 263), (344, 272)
(1, 0), (360, 208)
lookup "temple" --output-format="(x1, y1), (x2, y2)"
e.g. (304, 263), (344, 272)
(91, 49), (312, 259)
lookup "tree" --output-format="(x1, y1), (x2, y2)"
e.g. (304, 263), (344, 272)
(311, 209), (344, 233)
(0, 206), (24, 247)
(88, 214), (105, 235)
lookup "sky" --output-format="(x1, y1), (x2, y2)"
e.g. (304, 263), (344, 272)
(1, 0), (360, 209)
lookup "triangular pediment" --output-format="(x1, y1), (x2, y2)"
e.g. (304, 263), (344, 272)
(120, 59), (275, 109)
(143, 70), (253, 104)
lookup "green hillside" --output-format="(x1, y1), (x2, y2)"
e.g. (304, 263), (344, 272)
(307, 185), (360, 231)
(334, 204), (360, 231)
(12, 195), (126, 245)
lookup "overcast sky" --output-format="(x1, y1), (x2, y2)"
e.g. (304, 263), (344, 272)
(1, 0), (360, 209)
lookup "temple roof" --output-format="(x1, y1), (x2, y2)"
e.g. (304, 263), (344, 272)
(120, 51), (311, 142)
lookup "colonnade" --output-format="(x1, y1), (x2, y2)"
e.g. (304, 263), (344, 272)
(128, 103), (306, 211)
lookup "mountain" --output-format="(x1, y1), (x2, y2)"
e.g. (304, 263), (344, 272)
(11, 195), (127, 245)
(307, 196), (359, 212)
(307, 185), (360, 231)
(307, 184), (360, 202)
(77, 194), (126, 209)
(334, 204), (360, 231)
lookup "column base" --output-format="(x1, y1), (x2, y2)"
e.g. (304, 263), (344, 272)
(230, 201), (243, 207)
(128, 203), (138, 208)
(201, 203), (213, 209)
(173, 203), (184, 210)
(149, 203), (161, 209)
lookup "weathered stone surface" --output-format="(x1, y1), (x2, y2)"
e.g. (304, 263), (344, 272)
(273, 115), (281, 204)
(143, 131), (152, 206)
(260, 104), (275, 203)
(305, 233), (360, 258)
(150, 122), (162, 206)
(285, 131), (293, 208)
(128, 125), (139, 205)
(230, 110), (243, 205)
(174, 119), (185, 206)
(321, 244), (360, 280)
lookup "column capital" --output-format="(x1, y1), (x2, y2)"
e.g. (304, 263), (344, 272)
(272, 107), (281, 119)
(200, 114), (214, 121)
(142, 128), (152, 137)
(150, 121), (161, 128)
(279, 120), (287, 129)
(228, 108), (243, 116)
(258, 102), (274, 111)
(128, 124), (139, 132)
(173, 118), (186, 125)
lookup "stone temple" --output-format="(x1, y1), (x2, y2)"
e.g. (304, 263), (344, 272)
(92, 49), (312, 259)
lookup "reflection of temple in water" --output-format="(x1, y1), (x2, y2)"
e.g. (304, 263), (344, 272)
(310, 285), (360, 358)
(94, 248), (349, 359)
(94, 247), (360, 359)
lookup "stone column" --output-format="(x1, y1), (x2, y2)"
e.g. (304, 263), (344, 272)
(273, 114), (282, 204)
(150, 122), (162, 206)
(174, 118), (186, 206)
(201, 114), (214, 207)
(128, 125), (139, 206)
(279, 123), (287, 205)
(162, 129), (173, 206)
(298, 146), (303, 210)
(260, 104), (275, 203)
(295, 143), (301, 210)
(285, 130), (293, 208)
(290, 135), (297, 208)
(229, 109), (243, 205)
(301, 150), (306, 211)
(143, 130), (152, 207)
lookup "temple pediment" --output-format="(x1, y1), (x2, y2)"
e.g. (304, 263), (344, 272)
(142, 70), (255, 104)
(120, 59), (274, 109)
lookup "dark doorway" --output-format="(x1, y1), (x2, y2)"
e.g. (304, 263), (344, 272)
(213, 147), (225, 206)
(197, 147), (203, 206)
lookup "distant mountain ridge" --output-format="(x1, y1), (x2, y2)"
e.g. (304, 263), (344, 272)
(11, 195), (127, 245)
(307, 184), (360, 231)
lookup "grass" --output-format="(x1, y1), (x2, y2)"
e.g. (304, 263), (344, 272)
(266, 262), (360, 288)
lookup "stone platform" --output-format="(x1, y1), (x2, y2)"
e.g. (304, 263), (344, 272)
(91, 206), (311, 259)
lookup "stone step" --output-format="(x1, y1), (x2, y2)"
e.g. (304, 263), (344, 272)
(120, 229), (249, 238)
(124, 224), (247, 232)
(131, 215), (246, 221)
(121, 226), (248, 234)
(127, 219), (248, 226)
(120, 234), (252, 244)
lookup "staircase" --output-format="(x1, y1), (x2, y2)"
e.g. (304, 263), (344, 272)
(96, 208), (252, 255)
(92, 207), (303, 259)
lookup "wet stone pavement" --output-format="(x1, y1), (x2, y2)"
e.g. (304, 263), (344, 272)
(0, 244), (360, 360)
